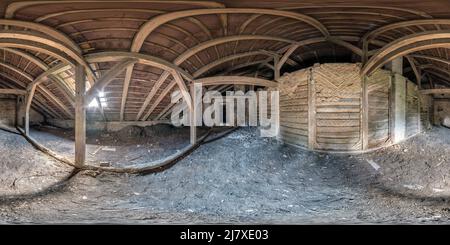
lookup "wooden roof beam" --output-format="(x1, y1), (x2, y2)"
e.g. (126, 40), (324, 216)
(141, 81), (177, 121)
(362, 31), (450, 77)
(84, 58), (139, 107)
(409, 54), (450, 66)
(194, 76), (278, 88)
(135, 72), (172, 121)
(0, 88), (26, 95)
(0, 29), (95, 84)
(275, 44), (301, 71)
(131, 8), (329, 52)
(363, 19), (450, 44)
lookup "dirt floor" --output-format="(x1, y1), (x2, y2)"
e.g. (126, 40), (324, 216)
(27, 124), (208, 167)
(1, 125), (450, 224)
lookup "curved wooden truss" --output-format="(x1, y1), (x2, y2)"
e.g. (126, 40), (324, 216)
(362, 31), (450, 76)
(0, 20), (95, 83)
(130, 8), (330, 52)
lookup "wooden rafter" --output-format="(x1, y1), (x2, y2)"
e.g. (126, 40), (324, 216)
(275, 44), (301, 72)
(131, 8), (329, 52)
(410, 54), (450, 65)
(0, 20), (96, 83)
(362, 31), (450, 76)
(1, 48), (75, 101)
(363, 19), (450, 43)
(0, 88), (26, 95)
(193, 51), (271, 78)
(157, 84), (233, 121)
(84, 58), (139, 107)
(0, 72), (62, 119)
(194, 76), (278, 87)
(141, 81), (177, 121)
(0, 61), (71, 119)
(135, 72), (172, 120)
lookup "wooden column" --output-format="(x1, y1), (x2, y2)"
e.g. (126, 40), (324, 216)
(24, 84), (37, 136)
(385, 57), (403, 75)
(15, 95), (25, 128)
(273, 56), (280, 81)
(75, 65), (86, 166)
(430, 95), (435, 125)
(362, 40), (369, 64)
(390, 74), (406, 143)
(189, 83), (199, 145)
(417, 92), (421, 133)
(307, 69), (316, 150)
(386, 57), (406, 143)
(361, 76), (369, 150)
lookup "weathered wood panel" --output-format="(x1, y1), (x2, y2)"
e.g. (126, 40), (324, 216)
(406, 81), (420, 137)
(366, 69), (391, 148)
(277, 63), (423, 152)
(313, 63), (362, 151)
(419, 94), (432, 130)
(277, 68), (310, 147)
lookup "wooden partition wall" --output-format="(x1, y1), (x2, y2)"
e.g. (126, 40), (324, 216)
(313, 64), (362, 151)
(366, 69), (391, 149)
(278, 63), (429, 153)
(278, 69), (310, 147)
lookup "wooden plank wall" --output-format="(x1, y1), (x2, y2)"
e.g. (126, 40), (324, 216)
(277, 63), (429, 152)
(278, 69), (309, 147)
(406, 80), (420, 137)
(313, 64), (362, 151)
(366, 70), (391, 148)
(419, 94), (431, 130)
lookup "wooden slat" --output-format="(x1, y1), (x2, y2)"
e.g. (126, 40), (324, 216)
(316, 107), (360, 113)
(280, 117), (309, 124)
(316, 142), (361, 151)
(316, 112), (360, 119)
(316, 126), (360, 133)
(280, 121), (309, 129)
(280, 127), (308, 137)
(317, 137), (360, 144)
(317, 119), (360, 127)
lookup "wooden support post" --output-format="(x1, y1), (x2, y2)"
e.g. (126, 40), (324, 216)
(307, 69), (316, 150)
(189, 83), (198, 145)
(75, 65), (86, 167)
(362, 40), (369, 65)
(273, 56), (280, 81)
(385, 57), (403, 75)
(361, 76), (369, 150)
(24, 84), (37, 136)
(15, 95), (25, 128)
(430, 95), (435, 125)
(418, 92), (421, 133)
(16, 96), (20, 128)
(390, 74), (406, 143)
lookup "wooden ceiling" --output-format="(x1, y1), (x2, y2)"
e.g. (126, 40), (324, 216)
(1, 0), (450, 121)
